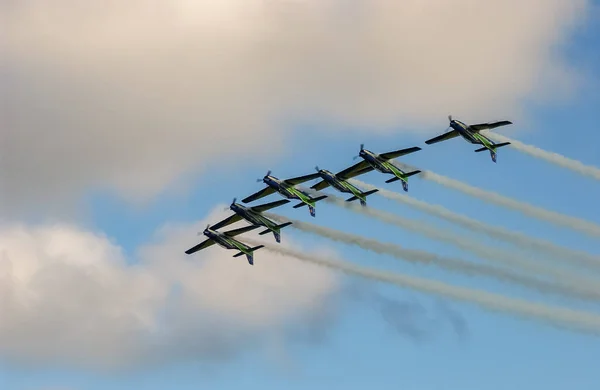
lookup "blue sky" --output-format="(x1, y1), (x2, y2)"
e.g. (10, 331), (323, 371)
(3, 2), (600, 390)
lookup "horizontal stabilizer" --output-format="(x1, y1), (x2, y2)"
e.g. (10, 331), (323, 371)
(258, 228), (271, 235)
(475, 142), (510, 153)
(276, 222), (293, 229)
(293, 202), (307, 208)
(312, 195), (328, 202)
(233, 251), (245, 258)
(404, 170), (421, 178)
(346, 195), (359, 202)
(494, 142), (511, 148)
(362, 189), (379, 197)
(385, 177), (401, 183)
(247, 245), (264, 265)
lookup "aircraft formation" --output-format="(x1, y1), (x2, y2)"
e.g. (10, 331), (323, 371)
(185, 116), (513, 265)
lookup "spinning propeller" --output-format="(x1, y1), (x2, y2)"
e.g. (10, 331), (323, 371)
(257, 170), (272, 182)
(198, 223), (210, 235)
(224, 197), (237, 211)
(444, 115), (454, 133)
(353, 144), (365, 160)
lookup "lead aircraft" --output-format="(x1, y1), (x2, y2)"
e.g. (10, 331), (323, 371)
(184, 224), (264, 265)
(242, 171), (327, 217)
(424, 115), (512, 162)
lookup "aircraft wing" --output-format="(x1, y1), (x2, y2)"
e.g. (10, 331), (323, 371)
(470, 121), (513, 132)
(311, 180), (330, 191)
(378, 146), (422, 161)
(424, 130), (460, 145)
(223, 225), (260, 237)
(242, 186), (276, 203)
(250, 199), (290, 213)
(210, 214), (243, 230)
(284, 173), (321, 186)
(185, 238), (216, 255)
(336, 161), (374, 180)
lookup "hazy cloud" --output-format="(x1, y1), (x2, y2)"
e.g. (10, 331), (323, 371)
(0, 207), (340, 370)
(0, 0), (588, 218)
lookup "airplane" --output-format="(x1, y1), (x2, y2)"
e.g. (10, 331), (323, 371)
(424, 115), (513, 162)
(210, 198), (293, 243)
(310, 166), (379, 206)
(333, 144), (422, 191)
(184, 224), (264, 265)
(241, 171), (327, 217)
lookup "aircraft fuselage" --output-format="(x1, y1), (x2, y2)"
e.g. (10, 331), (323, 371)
(203, 228), (248, 252)
(359, 149), (407, 178)
(230, 203), (275, 229)
(263, 176), (308, 201)
(452, 120), (494, 147)
(263, 175), (316, 216)
(319, 169), (352, 193)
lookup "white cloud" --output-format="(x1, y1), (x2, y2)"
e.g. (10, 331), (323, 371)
(0, 0), (589, 218)
(0, 207), (340, 369)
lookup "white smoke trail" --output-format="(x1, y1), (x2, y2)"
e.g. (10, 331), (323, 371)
(486, 132), (600, 181)
(263, 213), (600, 302)
(349, 179), (600, 272)
(420, 170), (600, 239)
(308, 192), (600, 298)
(249, 241), (600, 336)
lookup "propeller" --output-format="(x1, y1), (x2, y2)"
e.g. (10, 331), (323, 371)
(443, 115), (453, 133)
(257, 170), (271, 182)
(198, 224), (210, 235)
(353, 144), (365, 160)
(224, 197), (236, 211)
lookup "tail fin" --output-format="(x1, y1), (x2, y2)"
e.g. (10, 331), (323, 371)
(259, 222), (291, 243)
(475, 142), (509, 163)
(233, 245), (264, 265)
(346, 189), (379, 206)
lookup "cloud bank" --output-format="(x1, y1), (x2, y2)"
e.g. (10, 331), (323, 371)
(0, 208), (340, 369)
(0, 0), (589, 218)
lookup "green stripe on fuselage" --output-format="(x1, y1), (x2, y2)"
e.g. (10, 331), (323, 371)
(256, 214), (278, 230)
(342, 180), (365, 199)
(288, 186), (315, 206)
(383, 161), (408, 182)
(473, 132), (494, 150)
(224, 236), (250, 253)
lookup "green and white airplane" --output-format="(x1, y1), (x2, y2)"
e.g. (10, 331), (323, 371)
(310, 166), (379, 206)
(242, 171), (327, 217)
(184, 224), (264, 265)
(211, 198), (293, 243)
(336, 144), (422, 191)
(425, 115), (512, 162)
